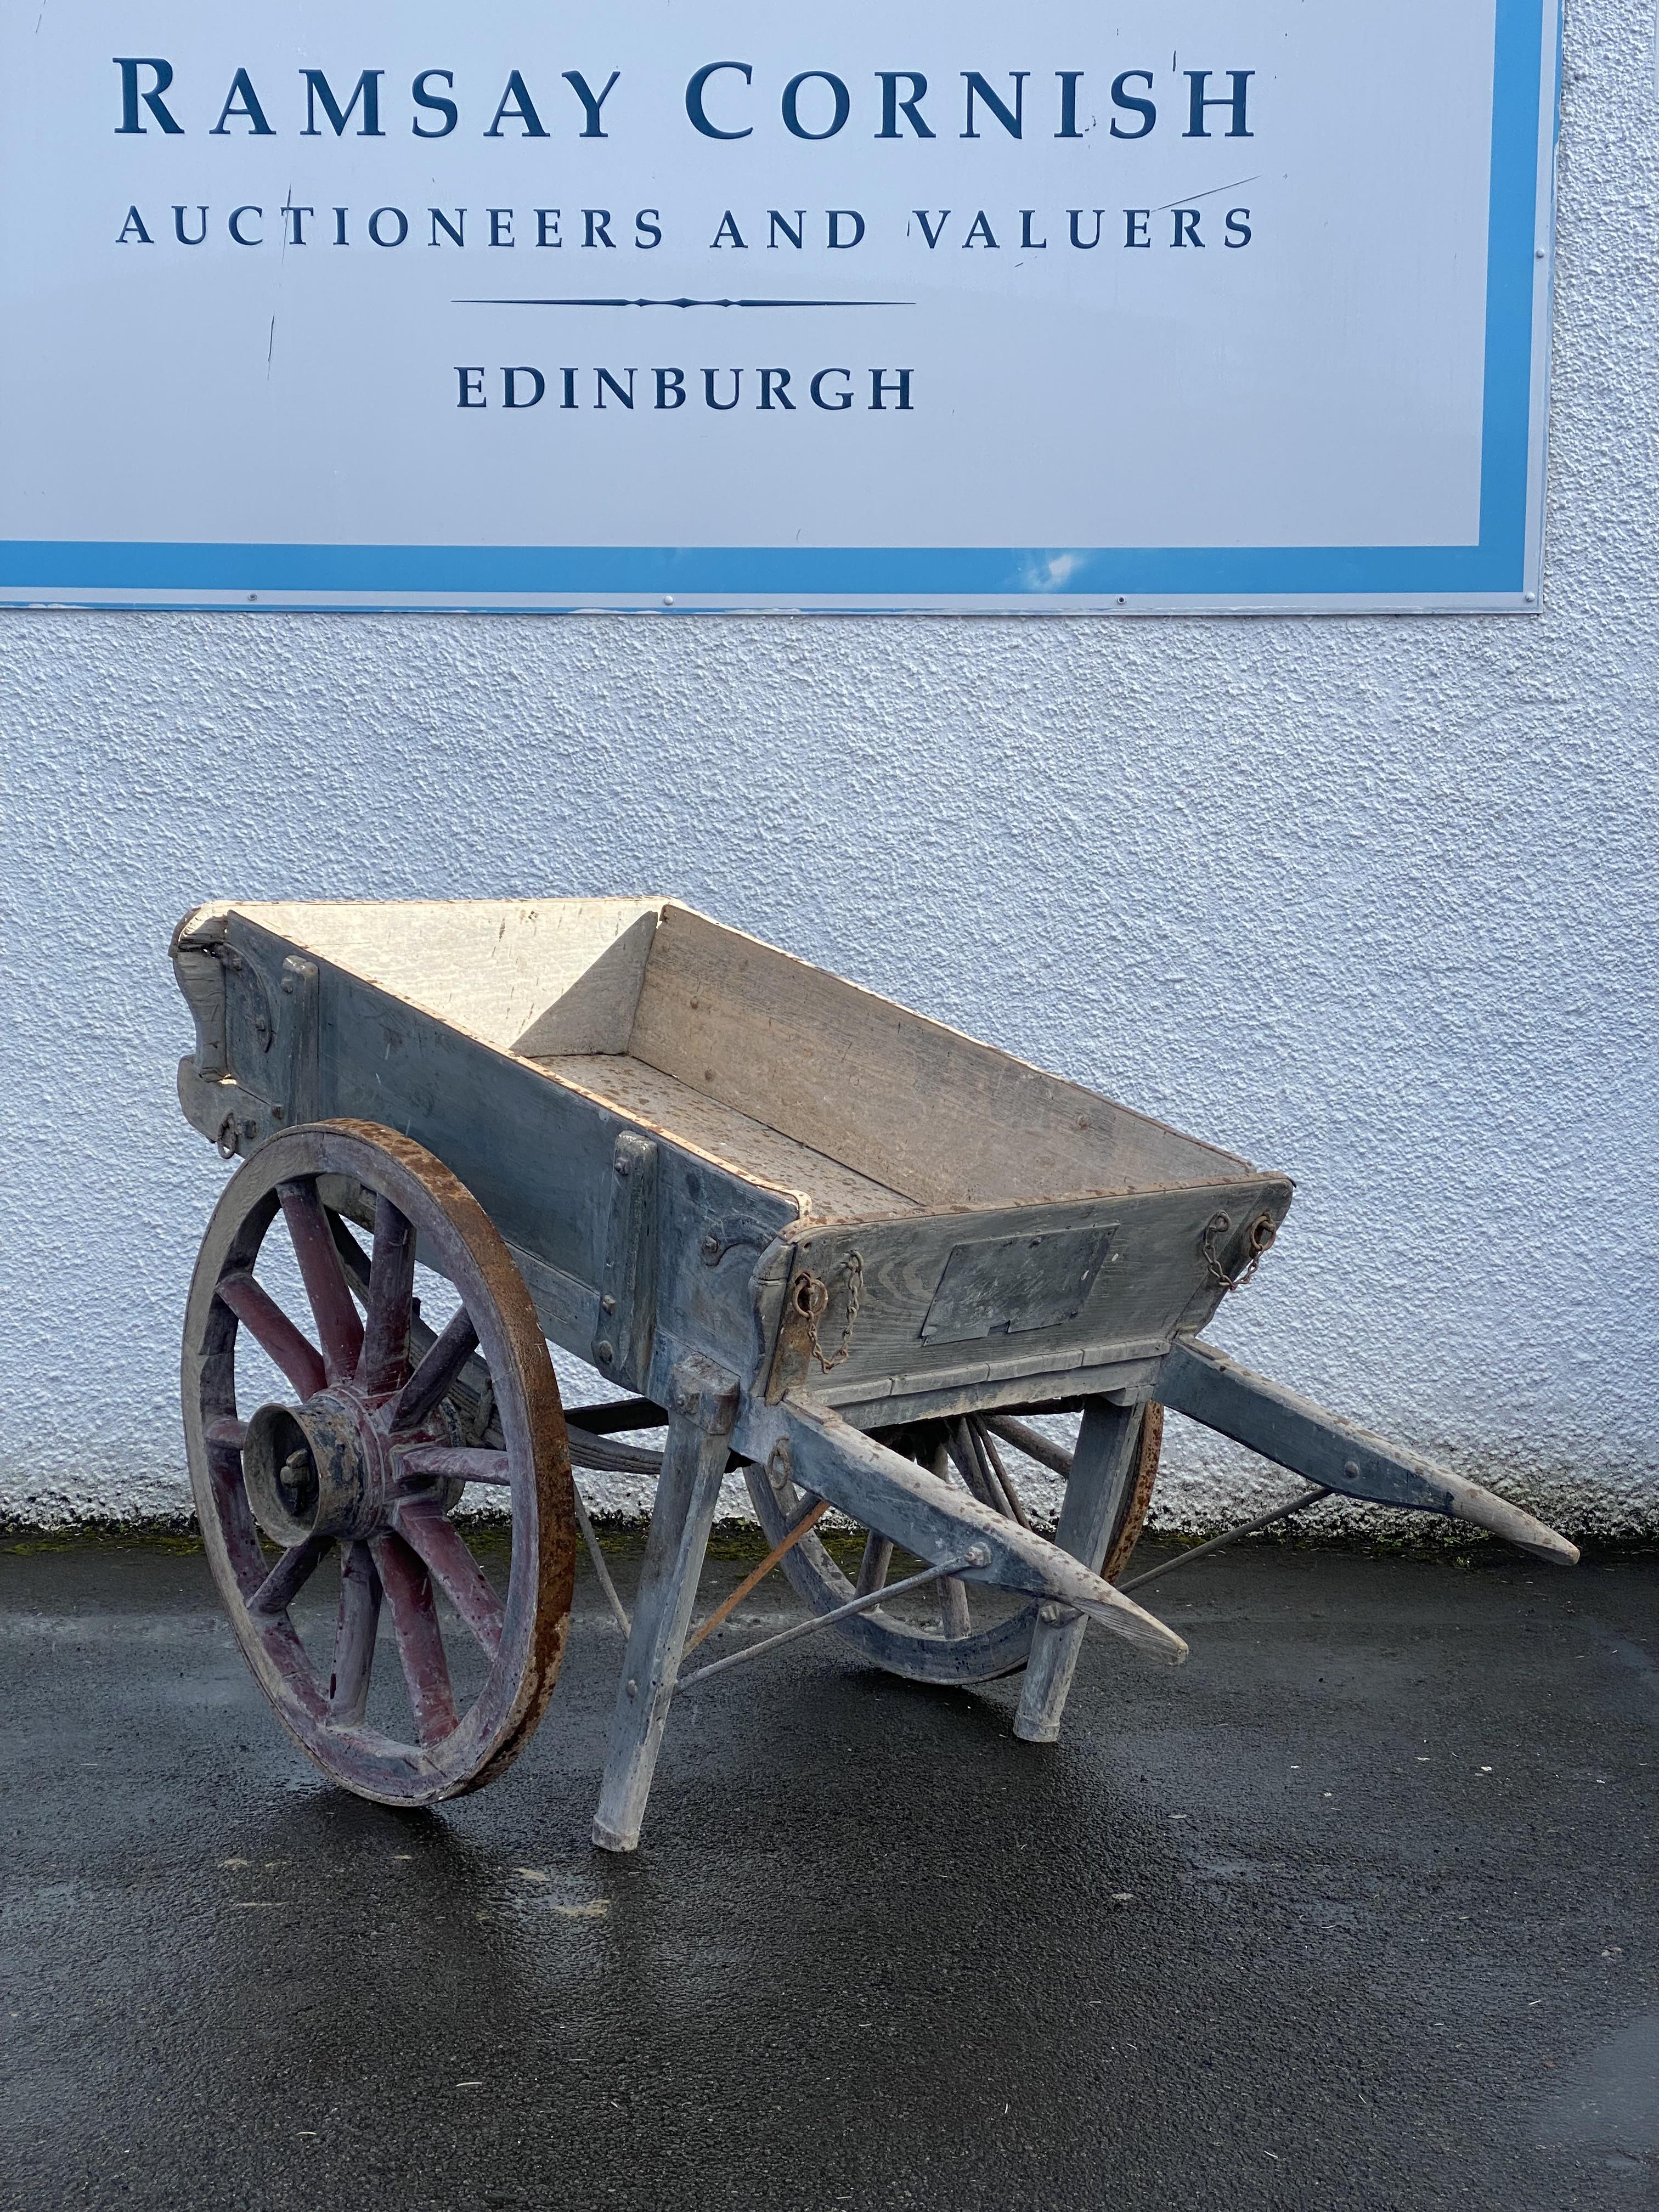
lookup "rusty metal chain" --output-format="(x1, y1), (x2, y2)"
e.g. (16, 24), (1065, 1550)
(1200, 1210), (1277, 1295)
(795, 1251), (865, 1372)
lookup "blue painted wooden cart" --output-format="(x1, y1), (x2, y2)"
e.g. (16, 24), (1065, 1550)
(171, 898), (1576, 1848)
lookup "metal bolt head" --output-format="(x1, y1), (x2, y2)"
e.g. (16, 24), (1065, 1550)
(625, 1678), (638, 1701)
(600, 1294), (616, 1315)
(964, 1543), (990, 1570)
(1039, 1600), (1065, 1624)
(614, 1156), (630, 1179)
(1344, 1460), (1361, 1480)
(596, 1340), (614, 1365)
(766, 1440), (792, 1491)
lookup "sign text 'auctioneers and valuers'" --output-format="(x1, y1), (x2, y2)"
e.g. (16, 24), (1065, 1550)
(0, 4), (1559, 612)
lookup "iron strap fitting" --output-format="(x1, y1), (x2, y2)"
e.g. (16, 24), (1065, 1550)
(1200, 1210), (1278, 1294)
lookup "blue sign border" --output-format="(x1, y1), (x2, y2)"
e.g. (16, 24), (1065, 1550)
(0, 0), (1555, 609)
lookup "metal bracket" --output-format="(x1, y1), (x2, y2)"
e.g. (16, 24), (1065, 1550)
(270, 957), (320, 1129)
(698, 1214), (775, 1267)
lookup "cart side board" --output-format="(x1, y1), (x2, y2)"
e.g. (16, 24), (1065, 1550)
(174, 904), (1294, 1423)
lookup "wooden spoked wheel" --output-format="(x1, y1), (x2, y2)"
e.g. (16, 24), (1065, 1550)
(742, 1407), (1163, 1686)
(182, 1120), (574, 1805)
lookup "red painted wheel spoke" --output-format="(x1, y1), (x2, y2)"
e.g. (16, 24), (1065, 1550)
(391, 1307), (479, 1432)
(971, 1419), (1030, 1530)
(205, 1416), (248, 1451)
(370, 1532), (458, 1745)
(217, 1272), (326, 1400)
(329, 1542), (382, 1724)
(358, 1195), (417, 1396)
(394, 1501), (505, 1659)
(854, 1531), (894, 1599)
(258, 1613), (330, 1719)
(279, 1180), (365, 1383)
(206, 1435), (268, 1594)
(251, 1532), (331, 1618)
(397, 1445), (510, 1487)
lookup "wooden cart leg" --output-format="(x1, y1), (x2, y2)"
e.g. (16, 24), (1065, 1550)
(1014, 1400), (1147, 1745)
(592, 1356), (739, 1853)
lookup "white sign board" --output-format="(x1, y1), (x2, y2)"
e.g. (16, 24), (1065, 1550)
(0, 3), (1559, 613)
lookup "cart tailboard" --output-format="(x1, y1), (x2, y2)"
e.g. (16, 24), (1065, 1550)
(765, 1181), (1293, 1414)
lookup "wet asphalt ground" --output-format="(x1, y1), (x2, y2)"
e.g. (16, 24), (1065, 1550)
(1, 1532), (1655, 2212)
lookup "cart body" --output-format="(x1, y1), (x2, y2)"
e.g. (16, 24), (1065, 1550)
(176, 896), (1290, 1429)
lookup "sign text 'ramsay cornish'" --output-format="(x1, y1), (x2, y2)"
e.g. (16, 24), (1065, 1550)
(0, 4), (1560, 611)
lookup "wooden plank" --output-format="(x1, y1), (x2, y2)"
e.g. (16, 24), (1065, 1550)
(221, 918), (799, 1387)
(271, 956), (320, 1128)
(594, 1131), (660, 1390)
(824, 1356), (1164, 1429)
(592, 1357), (741, 1853)
(1156, 1338), (1579, 1565)
(628, 903), (1260, 1210)
(1014, 1401), (1146, 1743)
(296, 936), (625, 1289)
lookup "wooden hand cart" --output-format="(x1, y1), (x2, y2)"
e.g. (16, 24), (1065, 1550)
(171, 898), (1576, 1849)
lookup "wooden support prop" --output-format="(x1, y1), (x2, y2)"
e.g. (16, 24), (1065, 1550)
(1014, 1401), (1148, 1745)
(592, 1356), (740, 1853)
(1157, 1338), (1579, 1566)
(683, 1498), (831, 1658)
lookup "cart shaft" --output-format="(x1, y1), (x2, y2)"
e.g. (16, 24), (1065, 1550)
(759, 1400), (1189, 1664)
(1156, 1338), (1577, 1565)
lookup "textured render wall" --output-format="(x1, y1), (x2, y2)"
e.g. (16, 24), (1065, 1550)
(1, 0), (1655, 1539)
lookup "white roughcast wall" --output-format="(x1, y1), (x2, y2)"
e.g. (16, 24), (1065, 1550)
(2, 0), (1655, 1542)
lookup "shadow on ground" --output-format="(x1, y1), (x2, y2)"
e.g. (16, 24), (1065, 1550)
(1, 1536), (1654, 2211)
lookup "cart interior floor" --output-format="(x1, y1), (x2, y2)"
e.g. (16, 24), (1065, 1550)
(534, 1052), (918, 1223)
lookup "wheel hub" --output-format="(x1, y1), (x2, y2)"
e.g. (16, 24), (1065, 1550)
(242, 1387), (398, 1547)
